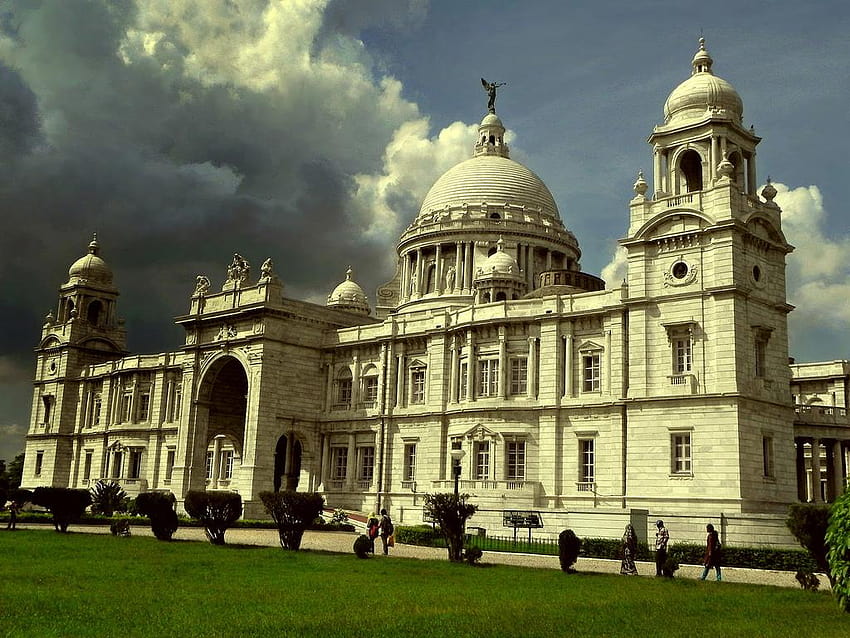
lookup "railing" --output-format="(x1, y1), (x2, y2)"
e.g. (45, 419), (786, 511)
(663, 192), (701, 209)
(356, 400), (377, 410)
(576, 482), (595, 492)
(431, 479), (531, 491)
(356, 480), (372, 490)
(795, 405), (850, 425)
(401, 480), (416, 491)
(327, 480), (345, 490)
(331, 402), (351, 411)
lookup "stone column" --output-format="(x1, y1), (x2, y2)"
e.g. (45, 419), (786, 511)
(449, 336), (459, 404)
(461, 243), (470, 293)
(211, 436), (222, 486)
(527, 337), (537, 399)
(454, 242), (462, 293)
(653, 144), (662, 194)
(498, 327), (507, 399)
(466, 329), (476, 402)
(710, 138), (718, 183)
(564, 334), (573, 398)
(415, 248), (423, 298)
(605, 329), (612, 394)
(346, 433), (356, 490)
(810, 438), (822, 503)
(435, 244), (443, 294)
(795, 438), (807, 501)
(320, 434), (330, 489)
(747, 152), (757, 195)
(395, 344), (405, 408)
(325, 363), (334, 411)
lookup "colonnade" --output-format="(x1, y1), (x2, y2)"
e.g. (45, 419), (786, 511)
(794, 436), (850, 503)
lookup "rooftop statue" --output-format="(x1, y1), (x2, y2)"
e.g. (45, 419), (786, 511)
(481, 77), (506, 113)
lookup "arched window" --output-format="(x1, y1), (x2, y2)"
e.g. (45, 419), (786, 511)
(361, 365), (379, 407)
(728, 151), (743, 186)
(679, 150), (702, 192)
(495, 292), (507, 301)
(87, 300), (103, 326)
(425, 264), (436, 294)
(483, 292), (491, 303)
(334, 367), (353, 409)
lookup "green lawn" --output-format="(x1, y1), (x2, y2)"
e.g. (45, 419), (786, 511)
(1, 530), (847, 637)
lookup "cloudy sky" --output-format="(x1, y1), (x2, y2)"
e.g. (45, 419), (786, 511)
(1, 0), (848, 460)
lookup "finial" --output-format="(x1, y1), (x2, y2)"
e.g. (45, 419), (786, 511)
(88, 232), (100, 255)
(761, 177), (777, 203)
(496, 236), (504, 251)
(633, 170), (648, 197)
(481, 78), (506, 114)
(345, 266), (353, 280)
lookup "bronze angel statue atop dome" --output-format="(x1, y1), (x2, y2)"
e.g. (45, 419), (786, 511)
(481, 78), (506, 113)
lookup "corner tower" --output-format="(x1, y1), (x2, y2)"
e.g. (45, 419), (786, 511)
(621, 39), (796, 513)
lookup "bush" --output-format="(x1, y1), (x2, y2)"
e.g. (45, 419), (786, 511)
(331, 508), (349, 525)
(259, 491), (324, 550)
(558, 529), (581, 572)
(184, 490), (242, 545)
(353, 534), (372, 558)
(424, 493), (478, 562)
(395, 525), (444, 547)
(786, 503), (832, 579)
(7, 488), (33, 506)
(32, 487), (92, 532)
(135, 492), (179, 541)
(663, 550), (681, 578)
(109, 520), (131, 537)
(464, 546), (483, 565)
(89, 480), (128, 517)
(826, 490), (850, 612)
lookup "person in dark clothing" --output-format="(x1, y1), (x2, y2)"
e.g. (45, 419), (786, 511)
(700, 523), (722, 581)
(379, 508), (394, 555)
(366, 512), (380, 554)
(655, 519), (669, 576)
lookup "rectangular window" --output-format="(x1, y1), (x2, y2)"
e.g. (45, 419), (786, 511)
(35, 451), (44, 477)
(205, 451), (214, 480)
(763, 436), (774, 478)
(165, 449), (176, 481)
(337, 379), (352, 407)
(120, 393), (132, 423)
(403, 443), (417, 481)
(459, 362), (468, 400)
(363, 376), (378, 405)
(506, 441), (526, 481)
(582, 353), (601, 392)
(478, 359), (499, 397)
(128, 449), (142, 479)
(170, 382), (182, 422)
(671, 433), (692, 474)
(510, 358), (528, 395)
(410, 367), (426, 404)
(755, 340), (767, 378)
(674, 338), (692, 374)
(579, 439), (595, 483)
(221, 450), (234, 480)
(138, 392), (151, 422)
(83, 450), (93, 480)
(111, 452), (123, 479)
(358, 446), (375, 481)
(90, 394), (102, 427)
(41, 395), (53, 425)
(331, 447), (348, 480)
(475, 442), (490, 480)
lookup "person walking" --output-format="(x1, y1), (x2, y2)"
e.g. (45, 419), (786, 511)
(655, 519), (669, 576)
(379, 508), (394, 556)
(6, 499), (19, 531)
(366, 512), (380, 554)
(620, 524), (639, 575)
(700, 523), (722, 581)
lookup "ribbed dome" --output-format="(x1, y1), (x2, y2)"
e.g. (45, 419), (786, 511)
(68, 234), (113, 286)
(663, 38), (743, 125)
(419, 155), (560, 220)
(327, 268), (370, 315)
(480, 239), (521, 276)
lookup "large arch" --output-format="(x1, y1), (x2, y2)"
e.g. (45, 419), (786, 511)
(273, 434), (303, 492)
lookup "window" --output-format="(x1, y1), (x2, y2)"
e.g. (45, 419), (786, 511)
(205, 451), (214, 480)
(363, 374), (379, 406)
(170, 380), (182, 422)
(358, 447), (375, 481)
(458, 362), (468, 400)
(475, 442), (490, 480)
(582, 353), (601, 392)
(510, 358), (528, 395)
(35, 451), (44, 477)
(331, 447), (348, 480)
(120, 393), (132, 423)
(83, 451), (93, 480)
(89, 394), (102, 427)
(410, 366), (426, 404)
(755, 339), (767, 378)
(221, 450), (234, 480)
(165, 449), (175, 482)
(579, 439), (595, 483)
(671, 433), (692, 474)
(478, 359), (499, 397)
(111, 451), (123, 479)
(506, 441), (526, 481)
(335, 369), (352, 409)
(673, 337), (692, 374)
(403, 443), (417, 481)
(763, 436), (774, 478)
(138, 391), (151, 422)
(41, 395), (53, 425)
(128, 449), (142, 479)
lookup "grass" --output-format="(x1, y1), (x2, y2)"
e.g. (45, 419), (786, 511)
(1, 530), (848, 637)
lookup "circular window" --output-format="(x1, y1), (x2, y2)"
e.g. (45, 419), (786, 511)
(48, 360), (57, 374)
(672, 261), (689, 280)
(752, 265), (761, 282)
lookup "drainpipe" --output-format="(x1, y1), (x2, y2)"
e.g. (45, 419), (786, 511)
(375, 340), (390, 512)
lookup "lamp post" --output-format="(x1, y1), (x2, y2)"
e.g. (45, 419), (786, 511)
(450, 448), (466, 500)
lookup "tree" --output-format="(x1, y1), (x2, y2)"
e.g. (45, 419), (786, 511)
(184, 491), (242, 545)
(5, 454), (24, 490)
(786, 503), (833, 585)
(826, 490), (850, 612)
(89, 480), (128, 517)
(135, 492), (179, 541)
(259, 491), (324, 550)
(32, 487), (92, 532)
(423, 492), (478, 562)
(558, 529), (581, 573)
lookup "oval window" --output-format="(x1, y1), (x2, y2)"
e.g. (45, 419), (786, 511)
(672, 262), (689, 279)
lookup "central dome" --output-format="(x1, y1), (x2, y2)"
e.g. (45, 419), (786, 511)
(418, 155), (561, 220)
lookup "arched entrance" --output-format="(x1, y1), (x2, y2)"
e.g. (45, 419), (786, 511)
(274, 434), (302, 492)
(196, 356), (248, 490)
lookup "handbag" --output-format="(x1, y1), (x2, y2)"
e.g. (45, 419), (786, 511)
(387, 533), (395, 547)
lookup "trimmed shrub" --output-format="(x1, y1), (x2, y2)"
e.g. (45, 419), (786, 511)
(135, 492), (179, 541)
(32, 487), (92, 532)
(424, 493), (478, 562)
(558, 529), (581, 572)
(259, 491), (324, 550)
(89, 480), (128, 517)
(8, 488), (33, 506)
(184, 490), (242, 545)
(353, 534), (372, 558)
(826, 490), (850, 612)
(396, 525), (444, 547)
(787, 503), (832, 581)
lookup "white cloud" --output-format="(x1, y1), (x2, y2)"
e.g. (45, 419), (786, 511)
(600, 245), (627, 288)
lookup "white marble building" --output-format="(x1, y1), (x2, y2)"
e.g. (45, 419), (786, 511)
(22, 40), (849, 542)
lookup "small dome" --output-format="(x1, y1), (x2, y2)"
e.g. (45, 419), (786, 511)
(477, 238), (522, 278)
(480, 112), (504, 128)
(68, 234), (114, 286)
(327, 267), (370, 315)
(664, 38), (743, 125)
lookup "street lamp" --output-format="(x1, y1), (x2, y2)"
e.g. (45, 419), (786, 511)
(450, 448), (466, 499)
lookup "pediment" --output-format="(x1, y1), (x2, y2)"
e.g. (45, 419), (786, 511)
(577, 340), (603, 352)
